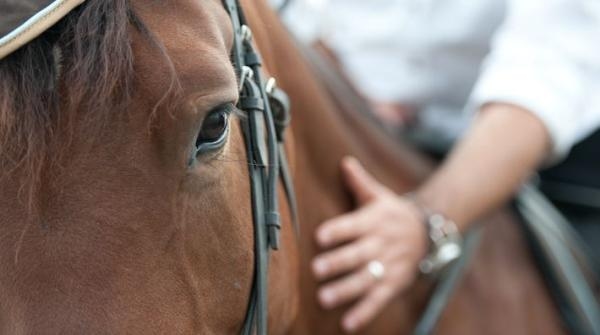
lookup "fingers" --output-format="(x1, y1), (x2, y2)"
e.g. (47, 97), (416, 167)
(310, 181), (429, 333)
(312, 237), (380, 280)
(316, 156), (396, 248)
(342, 284), (395, 333)
(341, 260), (416, 333)
(370, 102), (416, 127)
(317, 263), (380, 309)
(372, 103), (406, 127)
(341, 156), (389, 205)
(316, 203), (380, 248)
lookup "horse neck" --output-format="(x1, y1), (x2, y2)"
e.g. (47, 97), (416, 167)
(245, 0), (430, 220)
(244, 1), (433, 332)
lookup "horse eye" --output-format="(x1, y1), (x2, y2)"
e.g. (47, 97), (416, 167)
(195, 104), (233, 154)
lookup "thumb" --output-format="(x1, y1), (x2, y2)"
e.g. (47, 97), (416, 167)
(341, 156), (387, 205)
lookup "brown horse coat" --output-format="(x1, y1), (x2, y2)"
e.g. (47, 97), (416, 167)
(242, 0), (564, 333)
(0, 0), (563, 334)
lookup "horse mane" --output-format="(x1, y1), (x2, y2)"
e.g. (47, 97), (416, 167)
(0, 0), (139, 206)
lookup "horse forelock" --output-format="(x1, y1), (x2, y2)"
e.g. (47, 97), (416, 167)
(0, 0), (158, 210)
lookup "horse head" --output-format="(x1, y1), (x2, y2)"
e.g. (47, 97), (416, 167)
(0, 0), (298, 333)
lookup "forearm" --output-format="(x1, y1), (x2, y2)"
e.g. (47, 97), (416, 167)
(415, 103), (551, 231)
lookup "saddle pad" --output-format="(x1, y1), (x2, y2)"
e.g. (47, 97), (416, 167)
(0, 0), (85, 60)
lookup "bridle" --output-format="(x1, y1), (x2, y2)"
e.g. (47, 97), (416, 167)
(1, 1), (294, 333)
(221, 0), (298, 334)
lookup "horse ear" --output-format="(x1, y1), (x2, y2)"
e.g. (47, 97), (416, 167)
(341, 156), (388, 205)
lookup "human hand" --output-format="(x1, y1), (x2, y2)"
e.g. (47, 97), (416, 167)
(371, 101), (416, 128)
(312, 157), (428, 333)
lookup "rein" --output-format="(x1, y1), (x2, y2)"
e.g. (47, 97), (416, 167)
(221, 0), (298, 333)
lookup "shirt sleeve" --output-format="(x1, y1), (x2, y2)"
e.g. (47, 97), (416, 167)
(466, 0), (600, 163)
(277, 0), (328, 44)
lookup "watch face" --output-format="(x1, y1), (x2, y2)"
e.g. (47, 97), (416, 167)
(421, 213), (463, 275)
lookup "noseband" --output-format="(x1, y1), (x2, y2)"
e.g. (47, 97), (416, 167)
(222, 1), (298, 334)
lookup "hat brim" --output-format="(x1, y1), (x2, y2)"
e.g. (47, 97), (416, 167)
(0, 0), (85, 60)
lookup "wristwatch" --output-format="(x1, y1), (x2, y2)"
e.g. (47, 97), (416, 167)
(407, 195), (463, 276)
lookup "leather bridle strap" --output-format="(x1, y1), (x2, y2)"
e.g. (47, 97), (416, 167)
(221, 1), (297, 334)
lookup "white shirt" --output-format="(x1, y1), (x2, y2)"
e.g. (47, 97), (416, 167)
(275, 0), (600, 161)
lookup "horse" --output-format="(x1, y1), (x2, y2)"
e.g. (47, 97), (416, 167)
(0, 0), (565, 333)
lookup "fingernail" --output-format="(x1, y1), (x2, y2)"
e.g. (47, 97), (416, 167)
(343, 155), (357, 163)
(319, 289), (336, 308)
(312, 259), (328, 277)
(341, 158), (355, 170)
(343, 317), (358, 332)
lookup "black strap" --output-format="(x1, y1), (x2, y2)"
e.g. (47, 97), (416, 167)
(516, 184), (600, 335)
(221, 1), (298, 334)
(278, 144), (299, 236)
(413, 229), (481, 335)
